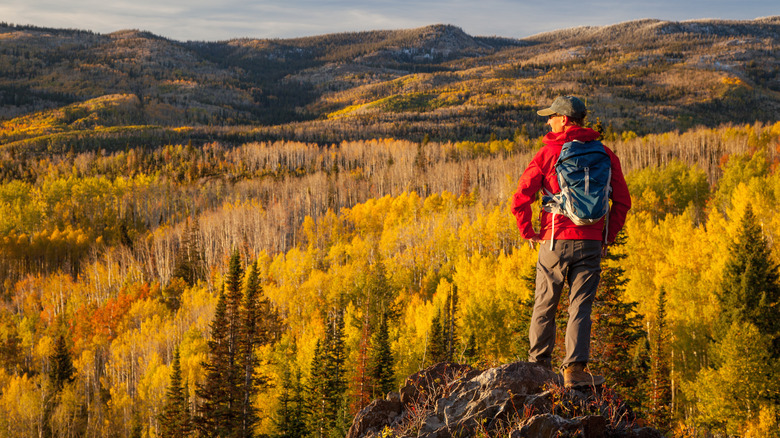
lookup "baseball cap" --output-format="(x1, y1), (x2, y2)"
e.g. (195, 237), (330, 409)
(537, 96), (587, 119)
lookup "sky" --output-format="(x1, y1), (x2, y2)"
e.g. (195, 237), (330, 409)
(1, 0), (778, 42)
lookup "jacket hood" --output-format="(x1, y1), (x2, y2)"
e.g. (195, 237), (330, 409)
(542, 126), (601, 146)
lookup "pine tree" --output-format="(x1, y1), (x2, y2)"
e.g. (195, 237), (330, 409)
(444, 285), (459, 362)
(514, 263), (536, 362)
(276, 368), (308, 438)
(195, 289), (239, 436)
(197, 253), (279, 438)
(323, 309), (348, 438)
(717, 205), (780, 358)
(307, 340), (328, 438)
(172, 215), (206, 286)
(647, 287), (672, 431)
(369, 313), (395, 399)
(49, 334), (75, 393)
(427, 309), (446, 364)
(462, 332), (479, 365)
(44, 333), (77, 438)
(239, 262), (261, 438)
(591, 231), (646, 407)
(159, 347), (192, 437)
(305, 310), (350, 438)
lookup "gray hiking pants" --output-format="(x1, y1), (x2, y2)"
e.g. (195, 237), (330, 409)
(528, 239), (602, 369)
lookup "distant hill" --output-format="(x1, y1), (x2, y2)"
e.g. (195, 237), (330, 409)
(0, 17), (778, 148)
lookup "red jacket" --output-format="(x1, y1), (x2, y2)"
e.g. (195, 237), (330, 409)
(511, 126), (631, 244)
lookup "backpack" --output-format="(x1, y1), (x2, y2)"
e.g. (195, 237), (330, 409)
(542, 139), (612, 246)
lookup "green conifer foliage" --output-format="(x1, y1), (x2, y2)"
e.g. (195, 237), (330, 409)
(513, 263), (536, 362)
(172, 215), (206, 286)
(49, 334), (75, 393)
(444, 285), (459, 363)
(158, 347), (192, 437)
(195, 290), (239, 436)
(369, 314), (395, 398)
(324, 310), (348, 438)
(591, 231), (646, 408)
(647, 287), (672, 431)
(306, 310), (349, 438)
(197, 253), (279, 437)
(276, 368), (308, 438)
(307, 340), (328, 438)
(462, 332), (479, 365)
(717, 205), (780, 358)
(427, 309), (446, 364)
(239, 262), (261, 438)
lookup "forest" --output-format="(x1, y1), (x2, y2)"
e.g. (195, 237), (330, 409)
(1, 15), (780, 438)
(0, 119), (779, 437)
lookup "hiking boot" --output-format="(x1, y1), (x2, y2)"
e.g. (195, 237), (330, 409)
(563, 363), (605, 388)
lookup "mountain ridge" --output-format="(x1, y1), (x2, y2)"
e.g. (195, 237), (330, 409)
(0, 17), (778, 148)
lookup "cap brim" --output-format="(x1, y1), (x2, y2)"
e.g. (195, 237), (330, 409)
(537, 108), (556, 116)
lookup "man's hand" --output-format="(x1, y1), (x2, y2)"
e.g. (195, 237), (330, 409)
(528, 234), (544, 249)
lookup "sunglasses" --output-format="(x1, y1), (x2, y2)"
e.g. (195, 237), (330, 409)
(548, 114), (563, 120)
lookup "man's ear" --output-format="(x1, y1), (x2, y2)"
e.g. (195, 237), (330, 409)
(561, 115), (570, 126)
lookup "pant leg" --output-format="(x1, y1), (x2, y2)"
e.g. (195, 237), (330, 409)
(563, 240), (602, 366)
(528, 241), (568, 367)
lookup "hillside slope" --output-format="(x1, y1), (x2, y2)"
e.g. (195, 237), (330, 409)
(0, 17), (778, 147)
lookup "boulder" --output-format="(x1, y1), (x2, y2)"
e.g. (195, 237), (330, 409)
(346, 395), (404, 438)
(348, 361), (664, 438)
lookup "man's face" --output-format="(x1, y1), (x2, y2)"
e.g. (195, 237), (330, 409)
(547, 114), (567, 133)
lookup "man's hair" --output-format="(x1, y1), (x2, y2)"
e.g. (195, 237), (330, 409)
(568, 114), (586, 126)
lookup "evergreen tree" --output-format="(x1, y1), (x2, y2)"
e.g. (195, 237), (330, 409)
(305, 309), (350, 438)
(444, 285), (459, 362)
(717, 205), (780, 357)
(49, 334), (75, 393)
(197, 253), (279, 438)
(426, 309), (446, 364)
(591, 231), (646, 408)
(172, 215), (206, 286)
(513, 263), (536, 362)
(276, 368), (308, 438)
(44, 333), (77, 438)
(369, 313), (395, 399)
(159, 347), (192, 437)
(225, 249), (245, 340)
(307, 340), (328, 438)
(238, 262), (260, 438)
(195, 289), (240, 436)
(323, 309), (348, 438)
(647, 287), (672, 431)
(462, 332), (479, 365)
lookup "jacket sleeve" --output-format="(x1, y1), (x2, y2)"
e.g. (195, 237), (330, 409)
(511, 154), (544, 240)
(606, 148), (631, 244)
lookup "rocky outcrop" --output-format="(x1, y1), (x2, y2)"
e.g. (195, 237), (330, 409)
(347, 361), (664, 438)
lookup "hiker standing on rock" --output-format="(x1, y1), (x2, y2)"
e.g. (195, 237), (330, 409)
(511, 96), (631, 388)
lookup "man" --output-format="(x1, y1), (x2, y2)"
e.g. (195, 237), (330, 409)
(512, 96), (631, 388)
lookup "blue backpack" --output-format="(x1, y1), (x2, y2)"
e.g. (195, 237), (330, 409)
(542, 140), (612, 245)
